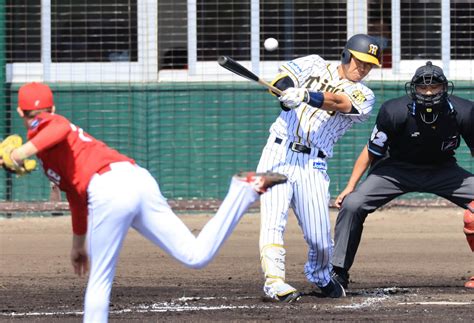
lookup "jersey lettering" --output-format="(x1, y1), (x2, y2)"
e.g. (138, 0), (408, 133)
(270, 55), (374, 157)
(304, 76), (343, 116)
(370, 125), (387, 147)
(305, 76), (342, 94)
(313, 160), (327, 171)
(306, 76), (320, 88)
(70, 124), (92, 142)
(318, 79), (329, 92)
(46, 168), (61, 185)
(287, 60), (302, 74)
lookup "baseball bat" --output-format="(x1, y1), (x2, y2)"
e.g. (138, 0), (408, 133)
(217, 56), (282, 95)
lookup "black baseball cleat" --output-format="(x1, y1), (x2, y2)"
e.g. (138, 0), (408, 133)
(276, 290), (302, 303)
(263, 290), (302, 303)
(318, 277), (346, 298)
(262, 279), (302, 303)
(332, 266), (350, 289)
(234, 171), (287, 194)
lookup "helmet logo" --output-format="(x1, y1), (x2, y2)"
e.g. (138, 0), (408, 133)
(368, 44), (379, 56)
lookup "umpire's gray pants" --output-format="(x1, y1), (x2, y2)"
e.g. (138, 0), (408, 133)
(332, 159), (474, 271)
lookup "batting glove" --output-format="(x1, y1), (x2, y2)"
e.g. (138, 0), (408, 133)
(278, 87), (309, 109)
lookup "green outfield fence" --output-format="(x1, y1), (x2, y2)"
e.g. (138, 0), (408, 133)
(1, 1), (473, 211)
(1, 82), (473, 205)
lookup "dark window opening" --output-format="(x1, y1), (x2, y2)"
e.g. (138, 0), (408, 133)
(51, 0), (138, 63)
(260, 0), (347, 61)
(6, 0), (41, 63)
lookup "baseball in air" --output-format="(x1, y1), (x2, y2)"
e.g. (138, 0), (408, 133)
(264, 38), (279, 52)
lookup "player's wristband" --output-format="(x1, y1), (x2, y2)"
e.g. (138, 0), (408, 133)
(305, 91), (324, 108)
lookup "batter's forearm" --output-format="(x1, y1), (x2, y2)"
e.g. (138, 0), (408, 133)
(279, 87), (352, 112)
(320, 92), (352, 113)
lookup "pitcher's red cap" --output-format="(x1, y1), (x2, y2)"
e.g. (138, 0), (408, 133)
(18, 82), (54, 110)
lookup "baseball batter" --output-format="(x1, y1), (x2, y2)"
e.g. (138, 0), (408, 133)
(0, 82), (288, 323)
(257, 34), (381, 301)
(331, 61), (474, 289)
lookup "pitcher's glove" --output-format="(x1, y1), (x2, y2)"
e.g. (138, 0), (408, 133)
(0, 135), (37, 175)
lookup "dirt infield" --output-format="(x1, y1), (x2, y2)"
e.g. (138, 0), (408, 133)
(1, 207), (473, 322)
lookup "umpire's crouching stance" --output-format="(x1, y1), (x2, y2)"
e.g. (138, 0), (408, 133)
(331, 61), (474, 289)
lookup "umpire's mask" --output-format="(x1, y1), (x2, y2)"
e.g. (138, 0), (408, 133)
(405, 61), (453, 124)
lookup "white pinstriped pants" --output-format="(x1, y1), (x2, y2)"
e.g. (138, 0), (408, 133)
(257, 134), (333, 287)
(83, 162), (259, 323)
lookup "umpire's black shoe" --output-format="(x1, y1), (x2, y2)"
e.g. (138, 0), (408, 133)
(332, 266), (350, 289)
(318, 277), (346, 298)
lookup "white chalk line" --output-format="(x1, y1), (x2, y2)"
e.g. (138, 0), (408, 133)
(336, 288), (473, 309)
(3, 292), (471, 317)
(335, 287), (407, 309)
(0, 296), (269, 318)
(335, 296), (390, 309)
(398, 301), (473, 306)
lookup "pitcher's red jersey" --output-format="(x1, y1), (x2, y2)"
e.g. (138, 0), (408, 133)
(27, 112), (134, 234)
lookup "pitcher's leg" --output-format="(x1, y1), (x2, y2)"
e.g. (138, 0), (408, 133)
(84, 172), (139, 323)
(189, 176), (260, 266)
(84, 216), (131, 323)
(133, 170), (278, 268)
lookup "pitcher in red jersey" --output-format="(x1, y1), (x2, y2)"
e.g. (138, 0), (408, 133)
(0, 82), (288, 323)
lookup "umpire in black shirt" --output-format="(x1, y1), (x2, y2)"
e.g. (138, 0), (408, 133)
(331, 61), (474, 289)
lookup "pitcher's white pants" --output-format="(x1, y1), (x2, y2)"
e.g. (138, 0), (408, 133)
(83, 162), (259, 323)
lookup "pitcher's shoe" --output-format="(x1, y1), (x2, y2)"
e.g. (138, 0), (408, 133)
(318, 277), (346, 298)
(263, 279), (301, 303)
(465, 276), (474, 289)
(235, 171), (287, 194)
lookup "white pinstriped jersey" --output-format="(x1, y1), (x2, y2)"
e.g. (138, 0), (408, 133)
(257, 54), (377, 288)
(269, 54), (375, 158)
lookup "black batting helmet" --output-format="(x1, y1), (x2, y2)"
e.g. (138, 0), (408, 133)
(341, 34), (381, 66)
